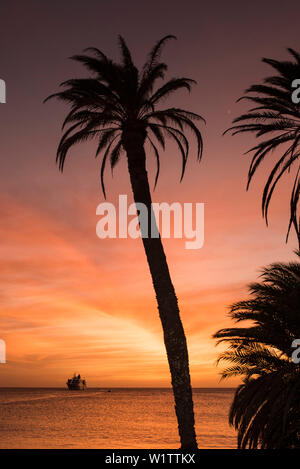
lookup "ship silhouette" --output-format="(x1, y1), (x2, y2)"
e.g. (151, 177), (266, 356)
(66, 373), (86, 390)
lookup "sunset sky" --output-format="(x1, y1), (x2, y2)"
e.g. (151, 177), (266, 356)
(0, 0), (299, 387)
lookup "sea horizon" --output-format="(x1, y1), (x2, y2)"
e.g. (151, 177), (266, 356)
(0, 387), (237, 449)
(0, 386), (236, 389)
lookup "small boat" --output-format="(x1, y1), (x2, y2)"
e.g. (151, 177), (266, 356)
(66, 373), (86, 390)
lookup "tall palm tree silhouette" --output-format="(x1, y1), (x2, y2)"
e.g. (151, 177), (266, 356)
(45, 35), (205, 449)
(214, 256), (300, 448)
(225, 49), (300, 249)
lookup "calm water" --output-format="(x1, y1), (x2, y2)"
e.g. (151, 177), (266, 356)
(0, 388), (237, 449)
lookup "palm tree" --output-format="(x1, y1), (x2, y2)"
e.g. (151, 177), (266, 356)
(45, 35), (205, 449)
(225, 48), (300, 249)
(213, 256), (300, 448)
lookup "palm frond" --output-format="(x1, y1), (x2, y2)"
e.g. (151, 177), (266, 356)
(45, 35), (204, 198)
(214, 257), (300, 448)
(225, 48), (300, 247)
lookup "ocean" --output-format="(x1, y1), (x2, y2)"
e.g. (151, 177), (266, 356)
(0, 388), (237, 449)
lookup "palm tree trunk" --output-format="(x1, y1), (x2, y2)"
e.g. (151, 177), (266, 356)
(123, 130), (197, 449)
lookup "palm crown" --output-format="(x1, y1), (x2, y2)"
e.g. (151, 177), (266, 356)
(214, 256), (300, 448)
(225, 48), (300, 245)
(45, 35), (205, 197)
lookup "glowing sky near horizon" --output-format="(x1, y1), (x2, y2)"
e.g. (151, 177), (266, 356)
(0, 0), (299, 387)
